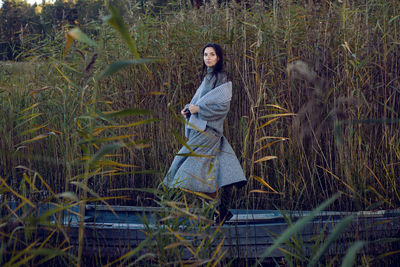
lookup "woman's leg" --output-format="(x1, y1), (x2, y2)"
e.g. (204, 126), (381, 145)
(215, 186), (233, 224)
(198, 189), (232, 224)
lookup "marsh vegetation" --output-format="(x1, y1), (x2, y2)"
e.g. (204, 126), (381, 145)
(0, 0), (399, 265)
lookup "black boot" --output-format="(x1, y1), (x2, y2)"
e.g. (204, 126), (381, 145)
(215, 204), (233, 224)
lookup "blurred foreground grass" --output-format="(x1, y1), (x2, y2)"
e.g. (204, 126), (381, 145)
(1, 0), (399, 265)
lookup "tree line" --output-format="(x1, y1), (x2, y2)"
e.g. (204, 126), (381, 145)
(0, 0), (136, 61)
(0, 0), (238, 61)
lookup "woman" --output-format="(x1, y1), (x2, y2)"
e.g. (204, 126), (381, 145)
(163, 43), (247, 223)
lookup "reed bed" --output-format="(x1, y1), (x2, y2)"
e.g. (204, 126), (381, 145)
(1, 0), (399, 265)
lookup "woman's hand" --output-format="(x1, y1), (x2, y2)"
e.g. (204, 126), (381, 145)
(188, 104), (199, 114)
(181, 107), (190, 118)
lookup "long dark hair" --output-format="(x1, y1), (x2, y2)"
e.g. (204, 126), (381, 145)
(201, 43), (225, 87)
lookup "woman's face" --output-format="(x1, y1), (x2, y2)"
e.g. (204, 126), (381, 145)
(203, 47), (219, 68)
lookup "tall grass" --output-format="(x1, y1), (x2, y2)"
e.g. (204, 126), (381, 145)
(1, 0), (399, 264)
(1, 0), (399, 209)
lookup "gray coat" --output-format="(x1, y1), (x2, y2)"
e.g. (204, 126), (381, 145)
(164, 71), (247, 193)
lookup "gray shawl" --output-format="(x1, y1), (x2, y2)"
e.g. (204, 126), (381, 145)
(185, 81), (232, 137)
(164, 80), (247, 192)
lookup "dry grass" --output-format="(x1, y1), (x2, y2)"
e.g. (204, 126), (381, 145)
(1, 1), (400, 265)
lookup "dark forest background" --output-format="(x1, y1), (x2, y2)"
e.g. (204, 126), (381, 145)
(0, 0), (130, 61)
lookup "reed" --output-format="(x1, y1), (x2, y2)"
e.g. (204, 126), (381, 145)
(1, 0), (399, 265)
(1, 0), (399, 211)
